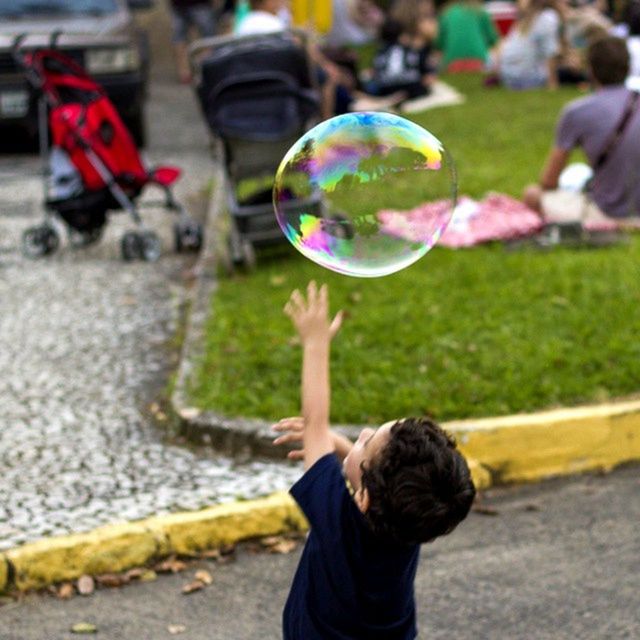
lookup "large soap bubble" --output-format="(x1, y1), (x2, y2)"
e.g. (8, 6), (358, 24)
(273, 112), (457, 278)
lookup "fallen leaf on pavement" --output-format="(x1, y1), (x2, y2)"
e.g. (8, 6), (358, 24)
(155, 557), (187, 573)
(194, 570), (213, 585)
(167, 624), (187, 635)
(269, 540), (298, 554)
(198, 549), (220, 560)
(139, 570), (157, 583)
(70, 622), (97, 634)
(524, 503), (541, 512)
(125, 567), (145, 580)
(261, 536), (298, 554)
(96, 573), (129, 588)
(77, 575), (95, 596)
(182, 579), (206, 594)
(57, 583), (74, 599)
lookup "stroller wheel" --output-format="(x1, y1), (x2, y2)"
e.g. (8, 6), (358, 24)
(174, 220), (203, 253)
(140, 231), (162, 262)
(22, 225), (60, 258)
(121, 231), (142, 261)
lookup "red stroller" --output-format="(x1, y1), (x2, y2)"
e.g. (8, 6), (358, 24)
(12, 34), (202, 261)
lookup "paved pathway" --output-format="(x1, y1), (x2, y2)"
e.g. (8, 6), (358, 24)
(0, 81), (299, 551)
(3, 465), (639, 639)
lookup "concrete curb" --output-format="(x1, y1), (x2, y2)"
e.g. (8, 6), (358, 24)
(447, 399), (640, 484)
(1, 493), (307, 592)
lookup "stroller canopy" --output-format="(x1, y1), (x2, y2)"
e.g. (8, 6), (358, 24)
(197, 33), (319, 142)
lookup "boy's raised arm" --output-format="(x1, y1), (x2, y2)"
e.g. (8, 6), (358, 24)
(284, 282), (343, 470)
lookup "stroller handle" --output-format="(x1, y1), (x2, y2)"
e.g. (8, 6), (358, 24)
(188, 28), (311, 64)
(11, 30), (64, 72)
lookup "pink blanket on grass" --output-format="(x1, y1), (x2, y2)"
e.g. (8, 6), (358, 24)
(379, 193), (634, 248)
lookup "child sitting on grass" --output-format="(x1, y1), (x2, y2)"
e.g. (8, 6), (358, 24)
(273, 281), (476, 640)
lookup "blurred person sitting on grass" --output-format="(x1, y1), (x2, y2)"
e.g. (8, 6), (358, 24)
(365, 0), (438, 100)
(524, 36), (640, 223)
(273, 281), (476, 640)
(235, 0), (407, 117)
(497, 0), (562, 90)
(435, 0), (499, 72)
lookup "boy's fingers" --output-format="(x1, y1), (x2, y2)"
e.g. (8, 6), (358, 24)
(307, 280), (317, 305)
(289, 289), (306, 313)
(319, 283), (329, 312)
(330, 309), (344, 336)
(273, 433), (303, 445)
(272, 417), (304, 431)
(287, 450), (304, 460)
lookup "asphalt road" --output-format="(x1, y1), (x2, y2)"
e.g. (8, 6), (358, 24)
(2, 464), (638, 640)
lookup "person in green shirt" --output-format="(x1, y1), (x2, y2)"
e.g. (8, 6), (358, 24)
(436, 0), (499, 71)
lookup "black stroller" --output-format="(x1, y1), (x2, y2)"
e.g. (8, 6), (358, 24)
(190, 31), (321, 268)
(10, 33), (202, 262)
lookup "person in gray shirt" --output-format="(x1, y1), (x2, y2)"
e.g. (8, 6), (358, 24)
(524, 36), (640, 222)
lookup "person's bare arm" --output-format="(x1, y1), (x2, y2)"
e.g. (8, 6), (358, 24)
(540, 146), (570, 189)
(284, 282), (343, 470)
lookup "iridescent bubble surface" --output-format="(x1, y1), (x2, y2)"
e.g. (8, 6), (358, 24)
(273, 112), (457, 277)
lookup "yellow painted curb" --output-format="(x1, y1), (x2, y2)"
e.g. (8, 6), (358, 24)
(2, 492), (308, 592)
(7, 522), (164, 592)
(447, 399), (640, 484)
(466, 458), (491, 491)
(3, 400), (639, 593)
(0, 554), (7, 592)
(146, 491), (308, 555)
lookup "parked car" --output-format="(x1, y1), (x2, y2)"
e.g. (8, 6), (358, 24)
(0, 0), (152, 147)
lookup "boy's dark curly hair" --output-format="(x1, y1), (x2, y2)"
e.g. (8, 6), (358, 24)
(361, 417), (476, 545)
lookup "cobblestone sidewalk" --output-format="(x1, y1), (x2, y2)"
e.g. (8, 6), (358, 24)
(0, 83), (300, 551)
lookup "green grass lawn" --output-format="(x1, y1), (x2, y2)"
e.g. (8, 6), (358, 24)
(188, 77), (640, 424)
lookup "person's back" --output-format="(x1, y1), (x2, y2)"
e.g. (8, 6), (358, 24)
(499, 3), (561, 89)
(436, 0), (499, 70)
(283, 451), (420, 639)
(558, 37), (640, 216)
(560, 83), (640, 215)
(523, 36), (640, 220)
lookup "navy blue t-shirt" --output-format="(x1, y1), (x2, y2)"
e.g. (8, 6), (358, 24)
(283, 453), (420, 640)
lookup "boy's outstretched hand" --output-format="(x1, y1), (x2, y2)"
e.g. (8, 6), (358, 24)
(283, 282), (343, 469)
(273, 416), (354, 463)
(284, 281), (343, 346)
(272, 416), (305, 460)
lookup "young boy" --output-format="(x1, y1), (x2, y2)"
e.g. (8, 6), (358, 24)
(273, 281), (476, 639)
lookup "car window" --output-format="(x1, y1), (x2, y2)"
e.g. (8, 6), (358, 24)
(0, 0), (119, 18)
